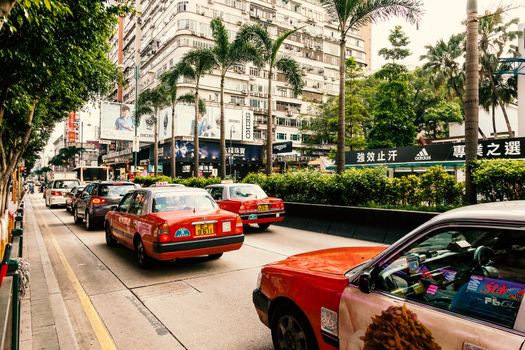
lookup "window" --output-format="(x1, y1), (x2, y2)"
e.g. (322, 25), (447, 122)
(177, 1), (188, 13)
(53, 180), (79, 189)
(129, 192), (147, 216)
(229, 185), (267, 199)
(207, 187), (223, 201)
(374, 227), (525, 328)
(231, 96), (245, 106)
(118, 193), (134, 212)
(276, 133), (287, 140)
(152, 193), (217, 212)
(290, 134), (300, 141)
(99, 184), (136, 198)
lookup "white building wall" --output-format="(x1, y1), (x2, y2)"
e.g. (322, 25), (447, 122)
(518, 23), (525, 137)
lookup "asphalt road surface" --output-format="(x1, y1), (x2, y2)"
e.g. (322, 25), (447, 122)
(25, 193), (382, 350)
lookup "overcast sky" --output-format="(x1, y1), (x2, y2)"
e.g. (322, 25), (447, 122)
(371, 0), (525, 70)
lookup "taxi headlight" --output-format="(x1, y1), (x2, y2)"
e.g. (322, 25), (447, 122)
(256, 270), (262, 289)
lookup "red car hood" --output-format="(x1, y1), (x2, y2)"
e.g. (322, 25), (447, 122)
(271, 246), (386, 275)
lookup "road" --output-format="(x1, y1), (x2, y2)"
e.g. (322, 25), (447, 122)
(24, 193), (382, 350)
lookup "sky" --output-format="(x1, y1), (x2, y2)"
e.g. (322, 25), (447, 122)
(371, 0), (525, 70)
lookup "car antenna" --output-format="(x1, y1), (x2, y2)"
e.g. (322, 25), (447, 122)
(193, 195), (196, 214)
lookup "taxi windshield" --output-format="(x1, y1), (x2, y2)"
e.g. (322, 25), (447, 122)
(229, 185), (267, 199)
(152, 193), (218, 212)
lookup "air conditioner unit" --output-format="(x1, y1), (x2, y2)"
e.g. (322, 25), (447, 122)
(208, 0), (213, 3)
(323, 75), (328, 80)
(249, 76), (256, 81)
(242, 89), (248, 94)
(200, 11), (206, 15)
(318, 68), (324, 73)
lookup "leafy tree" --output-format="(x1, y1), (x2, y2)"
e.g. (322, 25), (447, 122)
(209, 18), (262, 178)
(422, 99), (463, 139)
(237, 24), (304, 175)
(137, 86), (169, 176)
(319, 0), (422, 173)
(378, 25), (411, 63)
(367, 64), (416, 148)
(178, 48), (215, 177)
(0, 0), (123, 212)
(49, 146), (85, 169)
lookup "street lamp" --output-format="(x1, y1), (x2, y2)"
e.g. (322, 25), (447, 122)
(229, 125), (236, 179)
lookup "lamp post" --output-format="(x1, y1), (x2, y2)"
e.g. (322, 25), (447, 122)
(229, 125), (236, 179)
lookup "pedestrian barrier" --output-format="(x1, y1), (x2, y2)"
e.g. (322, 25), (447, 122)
(277, 202), (438, 244)
(0, 200), (27, 350)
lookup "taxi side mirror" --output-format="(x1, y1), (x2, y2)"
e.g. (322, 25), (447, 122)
(358, 267), (375, 294)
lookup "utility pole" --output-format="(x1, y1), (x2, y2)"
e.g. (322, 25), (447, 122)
(133, 1), (142, 176)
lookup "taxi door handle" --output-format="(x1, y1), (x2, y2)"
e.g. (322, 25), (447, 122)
(463, 343), (487, 350)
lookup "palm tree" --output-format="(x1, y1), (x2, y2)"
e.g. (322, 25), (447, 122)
(137, 85), (169, 176)
(160, 62), (195, 178)
(237, 25), (304, 175)
(49, 146), (85, 170)
(464, 0), (479, 204)
(210, 18), (263, 179)
(478, 8), (519, 137)
(178, 48), (215, 177)
(319, 0), (422, 173)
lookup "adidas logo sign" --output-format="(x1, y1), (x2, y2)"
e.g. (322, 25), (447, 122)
(414, 148), (431, 161)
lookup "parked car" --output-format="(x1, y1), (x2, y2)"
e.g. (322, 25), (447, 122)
(73, 181), (139, 230)
(253, 201), (525, 350)
(104, 187), (244, 268)
(45, 178), (81, 208)
(205, 183), (284, 229)
(65, 186), (85, 212)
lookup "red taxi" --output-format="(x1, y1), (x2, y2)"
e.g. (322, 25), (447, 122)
(105, 187), (244, 268)
(253, 201), (525, 350)
(205, 183), (284, 229)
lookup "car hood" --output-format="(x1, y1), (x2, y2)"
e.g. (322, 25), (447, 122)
(271, 246), (386, 275)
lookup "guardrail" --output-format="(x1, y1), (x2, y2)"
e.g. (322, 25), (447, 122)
(0, 201), (25, 350)
(278, 202), (438, 244)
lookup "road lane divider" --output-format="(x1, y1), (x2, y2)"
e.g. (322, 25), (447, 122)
(38, 212), (117, 350)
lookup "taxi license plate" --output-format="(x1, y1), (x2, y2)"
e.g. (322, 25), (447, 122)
(195, 224), (214, 236)
(258, 204), (269, 212)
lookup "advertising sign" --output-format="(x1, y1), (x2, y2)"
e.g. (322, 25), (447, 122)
(273, 141), (293, 154)
(167, 104), (253, 141)
(345, 137), (525, 166)
(100, 101), (155, 142)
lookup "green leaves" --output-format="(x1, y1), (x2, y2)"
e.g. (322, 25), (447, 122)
(472, 159), (525, 201)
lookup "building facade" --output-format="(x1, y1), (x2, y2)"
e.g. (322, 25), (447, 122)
(107, 0), (371, 174)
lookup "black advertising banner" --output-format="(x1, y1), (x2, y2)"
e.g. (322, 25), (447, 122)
(273, 141), (293, 154)
(345, 137), (525, 166)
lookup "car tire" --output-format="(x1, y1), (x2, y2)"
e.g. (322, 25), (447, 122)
(45, 198), (50, 207)
(208, 253), (223, 260)
(73, 207), (83, 224)
(66, 204), (70, 213)
(135, 239), (151, 269)
(105, 224), (118, 247)
(258, 223), (271, 230)
(85, 211), (93, 231)
(271, 303), (318, 350)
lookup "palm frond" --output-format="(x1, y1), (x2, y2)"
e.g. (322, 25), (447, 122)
(236, 23), (272, 60)
(229, 41), (264, 68)
(346, 0), (423, 32)
(271, 26), (303, 66)
(275, 56), (304, 96)
(177, 93), (207, 114)
(210, 17), (230, 63)
(181, 48), (216, 76)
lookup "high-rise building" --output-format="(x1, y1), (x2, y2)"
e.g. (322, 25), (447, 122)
(107, 0), (371, 176)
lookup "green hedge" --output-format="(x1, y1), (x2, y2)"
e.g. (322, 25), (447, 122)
(133, 175), (221, 188)
(472, 159), (525, 201)
(243, 167), (463, 211)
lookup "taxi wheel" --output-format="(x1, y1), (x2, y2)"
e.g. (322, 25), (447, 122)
(258, 223), (271, 230)
(271, 303), (318, 350)
(105, 224), (118, 247)
(74, 208), (83, 224)
(209, 253), (223, 260)
(135, 239), (152, 269)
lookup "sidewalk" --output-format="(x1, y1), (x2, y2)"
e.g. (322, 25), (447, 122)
(20, 195), (79, 350)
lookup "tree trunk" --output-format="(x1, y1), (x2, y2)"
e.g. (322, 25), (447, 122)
(492, 103), (497, 139)
(336, 37), (346, 174)
(171, 104), (176, 178)
(154, 108), (159, 177)
(266, 68), (273, 175)
(193, 83), (200, 178)
(219, 74), (226, 179)
(488, 71), (513, 137)
(464, 0), (479, 205)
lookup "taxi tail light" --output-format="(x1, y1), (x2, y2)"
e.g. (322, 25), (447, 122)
(158, 223), (171, 243)
(235, 216), (243, 234)
(91, 197), (107, 205)
(272, 202), (284, 209)
(51, 191), (62, 196)
(239, 202), (257, 214)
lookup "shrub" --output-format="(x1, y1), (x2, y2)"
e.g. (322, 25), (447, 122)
(472, 159), (525, 201)
(133, 175), (172, 187)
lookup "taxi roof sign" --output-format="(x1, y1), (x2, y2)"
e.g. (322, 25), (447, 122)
(154, 181), (169, 186)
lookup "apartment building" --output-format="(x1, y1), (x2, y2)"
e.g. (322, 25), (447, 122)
(107, 0), (371, 174)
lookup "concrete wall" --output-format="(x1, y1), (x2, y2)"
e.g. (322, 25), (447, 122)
(277, 202), (438, 244)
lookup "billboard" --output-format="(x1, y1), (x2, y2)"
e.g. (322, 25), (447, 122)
(100, 101), (155, 142)
(100, 101), (254, 143)
(158, 104), (254, 141)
